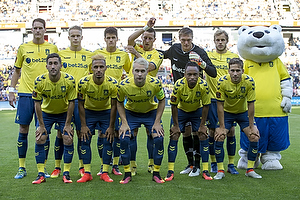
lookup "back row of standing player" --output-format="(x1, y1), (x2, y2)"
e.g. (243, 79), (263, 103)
(8, 17), (253, 184)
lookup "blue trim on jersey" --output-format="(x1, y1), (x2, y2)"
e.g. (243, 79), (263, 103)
(280, 77), (291, 82)
(240, 116), (290, 153)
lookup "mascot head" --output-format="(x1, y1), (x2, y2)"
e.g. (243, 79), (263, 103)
(237, 25), (285, 63)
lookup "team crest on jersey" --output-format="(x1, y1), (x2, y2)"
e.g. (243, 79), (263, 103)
(116, 56), (121, 63)
(146, 91), (152, 97)
(78, 92), (83, 100)
(196, 91), (201, 97)
(216, 91), (221, 98)
(82, 55), (86, 61)
(241, 87), (245, 93)
(61, 86), (66, 92)
(147, 54), (152, 60)
(32, 91), (37, 98)
(269, 62), (274, 67)
(26, 58), (31, 64)
(104, 90), (109, 95)
(170, 95), (177, 102)
(227, 58), (231, 63)
(45, 49), (50, 55)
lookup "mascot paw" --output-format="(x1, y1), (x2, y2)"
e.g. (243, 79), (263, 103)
(261, 160), (283, 170)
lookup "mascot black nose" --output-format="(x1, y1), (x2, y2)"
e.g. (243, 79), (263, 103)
(253, 31), (264, 39)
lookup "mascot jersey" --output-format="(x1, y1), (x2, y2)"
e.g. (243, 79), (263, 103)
(244, 58), (290, 117)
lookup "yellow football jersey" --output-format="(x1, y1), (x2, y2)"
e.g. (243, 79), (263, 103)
(58, 48), (93, 86)
(15, 41), (58, 94)
(118, 75), (165, 113)
(77, 74), (118, 111)
(216, 74), (255, 114)
(93, 48), (131, 82)
(244, 58), (290, 117)
(32, 72), (76, 114)
(207, 50), (239, 99)
(128, 45), (164, 77)
(170, 77), (211, 112)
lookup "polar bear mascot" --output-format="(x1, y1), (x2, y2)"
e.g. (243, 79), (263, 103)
(237, 25), (292, 170)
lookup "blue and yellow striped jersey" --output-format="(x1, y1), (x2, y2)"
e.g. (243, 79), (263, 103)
(170, 77), (211, 112)
(58, 48), (93, 87)
(77, 74), (118, 111)
(15, 41), (58, 94)
(216, 74), (255, 114)
(117, 75), (165, 113)
(93, 48), (131, 82)
(128, 45), (164, 77)
(244, 58), (290, 117)
(32, 72), (76, 114)
(207, 50), (239, 99)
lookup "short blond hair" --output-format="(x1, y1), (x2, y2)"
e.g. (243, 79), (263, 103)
(91, 54), (106, 65)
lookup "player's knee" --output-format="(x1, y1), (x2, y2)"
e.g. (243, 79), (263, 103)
(248, 134), (260, 142)
(227, 127), (235, 137)
(19, 124), (29, 133)
(215, 134), (226, 142)
(57, 129), (63, 138)
(63, 135), (73, 145)
(36, 134), (47, 144)
(170, 132), (180, 140)
(199, 132), (208, 141)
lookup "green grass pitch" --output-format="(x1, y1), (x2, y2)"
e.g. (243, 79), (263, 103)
(0, 107), (299, 199)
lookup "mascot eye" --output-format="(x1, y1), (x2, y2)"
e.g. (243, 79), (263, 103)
(248, 31), (253, 35)
(265, 30), (270, 34)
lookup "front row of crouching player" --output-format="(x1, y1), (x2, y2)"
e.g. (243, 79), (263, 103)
(31, 53), (261, 184)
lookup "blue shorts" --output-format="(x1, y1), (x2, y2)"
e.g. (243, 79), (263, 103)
(95, 111), (120, 132)
(240, 117), (290, 153)
(85, 109), (111, 135)
(55, 100), (81, 131)
(36, 112), (68, 134)
(207, 99), (218, 129)
(223, 111), (249, 130)
(15, 95), (36, 125)
(124, 109), (161, 136)
(170, 108), (202, 133)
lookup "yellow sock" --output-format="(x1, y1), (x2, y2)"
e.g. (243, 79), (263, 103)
(37, 163), (45, 173)
(148, 159), (154, 166)
(55, 160), (62, 169)
(103, 164), (110, 173)
(100, 158), (103, 165)
(228, 156), (235, 165)
(64, 163), (71, 173)
(19, 158), (25, 168)
(247, 160), (255, 169)
(168, 162), (175, 171)
(202, 162), (209, 171)
(79, 159), (84, 169)
(124, 165), (130, 172)
(84, 164), (91, 173)
(153, 165), (161, 172)
(217, 162), (224, 171)
(210, 155), (216, 163)
(113, 157), (119, 166)
(130, 161), (137, 168)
